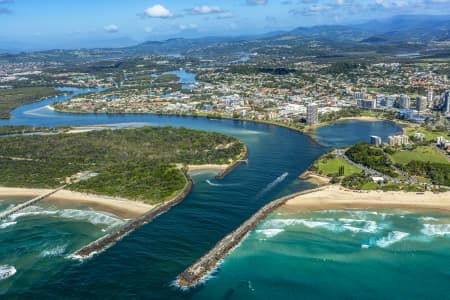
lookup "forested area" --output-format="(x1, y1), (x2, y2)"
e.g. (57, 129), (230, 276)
(0, 126), (245, 204)
(0, 87), (62, 118)
(346, 142), (397, 177)
(403, 161), (450, 186)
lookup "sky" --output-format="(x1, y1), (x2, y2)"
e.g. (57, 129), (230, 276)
(1, 0), (450, 50)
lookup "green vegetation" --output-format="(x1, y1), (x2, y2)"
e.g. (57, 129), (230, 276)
(0, 126), (245, 204)
(403, 161), (450, 186)
(390, 146), (449, 165)
(154, 73), (180, 84)
(314, 155), (361, 177)
(0, 87), (62, 118)
(346, 142), (397, 177)
(0, 126), (53, 136)
(405, 127), (450, 142)
(341, 173), (378, 190)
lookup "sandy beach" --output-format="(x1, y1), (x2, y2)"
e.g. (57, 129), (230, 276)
(0, 187), (153, 218)
(281, 185), (450, 213)
(187, 164), (229, 172)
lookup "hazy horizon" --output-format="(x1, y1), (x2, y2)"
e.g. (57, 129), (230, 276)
(1, 0), (450, 51)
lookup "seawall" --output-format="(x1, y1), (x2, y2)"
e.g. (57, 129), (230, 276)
(176, 186), (328, 288)
(72, 179), (193, 258)
(215, 145), (249, 179)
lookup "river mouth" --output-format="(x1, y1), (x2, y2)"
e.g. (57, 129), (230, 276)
(0, 87), (405, 299)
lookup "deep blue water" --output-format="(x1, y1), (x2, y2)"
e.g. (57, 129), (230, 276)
(0, 88), (410, 299)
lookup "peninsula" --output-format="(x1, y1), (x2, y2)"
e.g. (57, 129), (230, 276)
(0, 126), (246, 256)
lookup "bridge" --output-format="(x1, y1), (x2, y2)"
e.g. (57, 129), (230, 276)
(0, 185), (67, 221)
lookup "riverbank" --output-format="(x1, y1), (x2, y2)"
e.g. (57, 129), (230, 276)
(299, 171), (330, 185)
(0, 187), (153, 219)
(184, 144), (248, 178)
(281, 185), (450, 213)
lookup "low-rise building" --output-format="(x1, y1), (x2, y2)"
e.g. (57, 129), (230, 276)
(389, 135), (410, 147)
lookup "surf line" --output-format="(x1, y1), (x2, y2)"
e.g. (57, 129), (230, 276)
(176, 186), (328, 288)
(71, 179), (193, 259)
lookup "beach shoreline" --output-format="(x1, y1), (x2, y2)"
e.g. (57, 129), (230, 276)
(281, 185), (450, 213)
(0, 187), (153, 219)
(176, 184), (450, 287)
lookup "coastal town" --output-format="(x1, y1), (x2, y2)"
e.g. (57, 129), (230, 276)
(2, 2), (450, 298)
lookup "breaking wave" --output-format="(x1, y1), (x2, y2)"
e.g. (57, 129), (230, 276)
(7, 206), (124, 229)
(40, 244), (68, 258)
(0, 265), (16, 281)
(0, 221), (17, 229)
(261, 217), (379, 235)
(421, 224), (450, 237)
(256, 229), (284, 238)
(375, 231), (410, 248)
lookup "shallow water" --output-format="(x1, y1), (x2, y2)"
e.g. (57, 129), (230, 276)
(195, 210), (450, 300)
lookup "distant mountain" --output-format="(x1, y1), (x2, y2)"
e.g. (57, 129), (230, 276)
(360, 36), (388, 43)
(2, 14), (450, 62)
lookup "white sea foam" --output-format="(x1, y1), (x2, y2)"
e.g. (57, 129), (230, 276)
(376, 231), (410, 248)
(0, 221), (17, 229)
(263, 217), (378, 235)
(256, 229), (284, 238)
(0, 265), (16, 281)
(339, 219), (378, 233)
(9, 206), (58, 221)
(420, 217), (439, 222)
(40, 244), (68, 258)
(8, 206), (124, 228)
(421, 224), (450, 237)
(58, 209), (124, 227)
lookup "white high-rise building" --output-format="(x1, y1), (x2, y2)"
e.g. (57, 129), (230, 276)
(416, 96), (427, 112)
(427, 88), (433, 108)
(399, 94), (410, 109)
(306, 103), (319, 125)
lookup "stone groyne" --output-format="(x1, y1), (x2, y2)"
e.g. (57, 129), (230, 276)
(176, 186), (328, 288)
(0, 185), (67, 221)
(72, 179), (193, 259)
(215, 145), (249, 180)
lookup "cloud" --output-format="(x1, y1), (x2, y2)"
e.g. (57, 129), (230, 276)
(144, 4), (174, 18)
(104, 24), (119, 33)
(190, 5), (222, 14)
(246, 0), (268, 5)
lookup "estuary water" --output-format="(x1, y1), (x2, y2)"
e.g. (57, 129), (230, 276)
(1, 88), (446, 300)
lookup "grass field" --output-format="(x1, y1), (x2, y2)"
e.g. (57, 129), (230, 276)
(405, 127), (450, 141)
(316, 157), (362, 177)
(390, 146), (449, 165)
